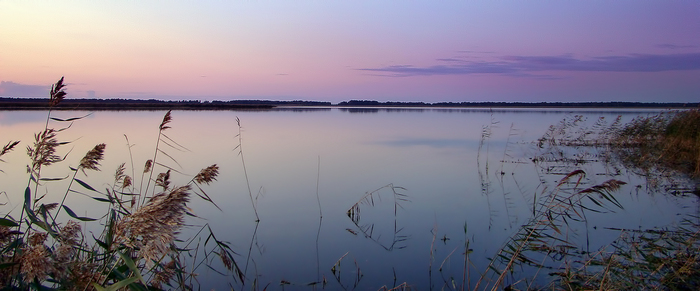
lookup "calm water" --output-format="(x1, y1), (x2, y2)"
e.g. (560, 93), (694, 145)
(0, 107), (697, 290)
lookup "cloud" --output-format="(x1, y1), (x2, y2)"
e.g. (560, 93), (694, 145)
(358, 53), (700, 77)
(656, 44), (698, 50)
(0, 81), (49, 97)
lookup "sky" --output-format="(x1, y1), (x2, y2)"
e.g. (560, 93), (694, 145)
(1, 1), (699, 103)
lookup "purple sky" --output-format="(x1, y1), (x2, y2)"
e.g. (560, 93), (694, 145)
(1, 1), (698, 103)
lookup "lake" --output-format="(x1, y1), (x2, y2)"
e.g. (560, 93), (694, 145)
(0, 107), (697, 290)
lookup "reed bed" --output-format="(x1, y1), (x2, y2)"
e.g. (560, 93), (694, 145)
(0, 78), (241, 290)
(611, 109), (700, 181)
(463, 109), (700, 291)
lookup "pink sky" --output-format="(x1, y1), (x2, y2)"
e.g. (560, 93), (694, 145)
(1, 1), (698, 103)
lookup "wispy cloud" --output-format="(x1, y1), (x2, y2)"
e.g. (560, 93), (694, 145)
(0, 81), (49, 97)
(359, 53), (700, 77)
(656, 44), (698, 50)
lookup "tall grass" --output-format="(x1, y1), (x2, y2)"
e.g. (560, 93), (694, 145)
(470, 109), (700, 290)
(611, 109), (700, 179)
(0, 78), (242, 290)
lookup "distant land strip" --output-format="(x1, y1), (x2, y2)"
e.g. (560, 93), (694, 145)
(0, 97), (697, 110)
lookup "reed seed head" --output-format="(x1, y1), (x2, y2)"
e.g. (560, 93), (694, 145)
(219, 249), (233, 271)
(79, 143), (105, 174)
(115, 163), (133, 189)
(0, 140), (19, 158)
(27, 129), (61, 176)
(49, 76), (67, 107)
(0, 225), (20, 245)
(144, 159), (153, 173)
(59, 220), (81, 245)
(123, 175), (133, 189)
(115, 185), (191, 264)
(115, 162), (125, 182)
(20, 232), (53, 283)
(194, 164), (219, 185)
(21, 244), (52, 283)
(159, 110), (172, 131)
(152, 260), (177, 289)
(156, 170), (171, 190)
(28, 232), (47, 246)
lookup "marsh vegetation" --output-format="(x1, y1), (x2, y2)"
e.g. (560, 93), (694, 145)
(0, 78), (697, 290)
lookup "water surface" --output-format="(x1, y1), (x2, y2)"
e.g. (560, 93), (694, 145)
(0, 107), (696, 290)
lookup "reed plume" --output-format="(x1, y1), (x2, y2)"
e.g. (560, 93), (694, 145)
(144, 159), (153, 173)
(115, 185), (191, 264)
(49, 76), (66, 107)
(52, 221), (81, 281)
(26, 129), (62, 177)
(194, 164), (219, 185)
(114, 162), (133, 190)
(79, 143), (105, 174)
(20, 232), (52, 283)
(151, 260), (177, 289)
(0, 141), (19, 160)
(159, 110), (172, 131)
(1, 78), (237, 289)
(156, 170), (171, 190)
(143, 110), (173, 200)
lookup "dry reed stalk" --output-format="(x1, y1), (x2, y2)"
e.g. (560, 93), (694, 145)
(477, 170), (626, 290)
(54, 144), (106, 223)
(143, 111), (172, 202)
(234, 116), (260, 221)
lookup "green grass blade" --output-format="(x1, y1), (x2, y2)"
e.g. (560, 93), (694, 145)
(62, 205), (98, 221)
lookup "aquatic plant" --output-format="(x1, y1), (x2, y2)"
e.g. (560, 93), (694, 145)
(611, 109), (700, 180)
(470, 110), (700, 290)
(552, 215), (700, 290)
(234, 116), (261, 222)
(347, 184), (410, 251)
(0, 78), (242, 290)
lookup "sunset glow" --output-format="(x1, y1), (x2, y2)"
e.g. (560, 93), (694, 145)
(1, 1), (698, 102)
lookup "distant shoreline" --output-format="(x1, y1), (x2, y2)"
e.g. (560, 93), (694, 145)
(0, 97), (697, 110)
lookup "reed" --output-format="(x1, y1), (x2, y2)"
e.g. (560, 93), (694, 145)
(346, 184), (410, 251)
(470, 170), (626, 290)
(462, 110), (700, 290)
(611, 109), (700, 179)
(0, 78), (241, 290)
(552, 216), (700, 290)
(234, 116), (260, 221)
